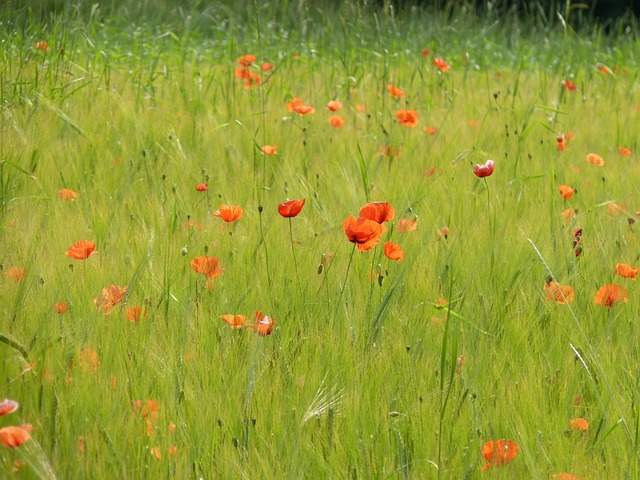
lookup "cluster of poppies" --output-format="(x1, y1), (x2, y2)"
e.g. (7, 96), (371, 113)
(0, 399), (31, 449)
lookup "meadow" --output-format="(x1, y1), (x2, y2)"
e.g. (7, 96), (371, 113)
(1, 1), (640, 478)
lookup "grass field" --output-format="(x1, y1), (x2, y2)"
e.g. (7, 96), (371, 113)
(1, 1), (640, 478)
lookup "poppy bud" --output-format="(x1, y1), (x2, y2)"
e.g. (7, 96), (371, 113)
(162, 173), (166, 181)
(217, 419), (223, 427)
(251, 418), (257, 426)
(142, 149), (147, 157)
(180, 247), (188, 256)
(258, 204), (263, 213)
(317, 264), (323, 275)
(204, 245), (209, 254)
(378, 274), (384, 287)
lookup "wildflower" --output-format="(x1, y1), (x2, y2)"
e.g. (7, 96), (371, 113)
(278, 199), (306, 218)
(220, 314), (248, 330)
(0, 399), (19, 416)
(386, 84), (405, 98)
(586, 153), (604, 166)
(34, 41), (48, 51)
(424, 166), (436, 177)
(383, 242), (404, 261)
(608, 203), (626, 215)
(94, 284), (128, 314)
(614, 263), (638, 280)
(422, 48), (430, 57)
(6, 267), (27, 283)
(293, 104), (315, 115)
(190, 256), (223, 279)
(65, 240), (97, 260)
(396, 109), (419, 127)
(261, 62), (273, 72)
(397, 219), (418, 233)
(0, 426), (30, 448)
(570, 418), (589, 431)
(559, 185), (575, 199)
(544, 280), (575, 304)
(343, 216), (386, 252)
(359, 202), (395, 224)
(126, 306), (146, 323)
(473, 159), (495, 178)
(237, 54), (256, 66)
(562, 208), (577, 221)
(328, 115), (345, 127)
(286, 97), (304, 112)
(481, 439), (519, 470)
(252, 311), (275, 336)
(557, 135), (567, 151)
(423, 126), (438, 135)
(436, 227), (450, 239)
(58, 188), (77, 200)
(195, 183), (208, 192)
(433, 57), (450, 72)
(213, 205), (244, 222)
(594, 284), (627, 307)
(619, 146), (632, 157)
(169, 445), (178, 459)
(54, 301), (69, 314)
(326, 100), (342, 111)
(562, 80), (578, 91)
(261, 145), (278, 155)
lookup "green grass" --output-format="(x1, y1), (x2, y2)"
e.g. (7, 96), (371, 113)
(1, 1), (640, 478)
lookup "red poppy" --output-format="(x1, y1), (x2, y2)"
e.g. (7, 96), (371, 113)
(293, 104), (315, 115)
(562, 79), (577, 91)
(424, 166), (436, 177)
(422, 48), (430, 58)
(261, 145), (278, 155)
(327, 100), (342, 111)
(0, 399), (18, 416)
(397, 219), (418, 233)
(436, 227), (450, 239)
(58, 188), (77, 200)
(570, 418), (589, 431)
(190, 256), (223, 279)
(481, 439), (519, 470)
(396, 109), (419, 127)
(54, 301), (69, 314)
(34, 41), (48, 51)
(544, 281), (575, 304)
(386, 84), (405, 98)
(252, 311), (275, 336)
(594, 284), (627, 307)
(619, 146), (632, 157)
(261, 62), (273, 72)
(614, 263), (638, 280)
(237, 54), (256, 66)
(328, 115), (345, 127)
(287, 97), (304, 112)
(126, 306), (146, 323)
(556, 135), (567, 151)
(423, 126), (438, 135)
(562, 208), (577, 221)
(213, 205), (244, 222)
(94, 284), (128, 314)
(220, 314), (248, 329)
(343, 216), (386, 252)
(0, 426), (30, 448)
(473, 159), (495, 178)
(383, 242), (404, 261)
(359, 202), (395, 224)
(586, 153), (604, 166)
(559, 185), (575, 199)
(6, 267), (27, 283)
(433, 57), (450, 72)
(195, 183), (208, 192)
(278, 199), (306, 218)
(65, 240), (97, 260)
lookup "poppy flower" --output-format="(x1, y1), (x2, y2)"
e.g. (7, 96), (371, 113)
(397, 219), (418, 233)
(586, 153), (604, 166)
(34, 41), (48, 51)
(433, 57), (450, 72)
(562, 208), (577, 221)
(195, 183), (208, 192)
(261, 145), (278, 155)
(359, 202), (395, 224)
(424, 166), (436, 177)
(396, 109), (419, 127)
(328, 115), (345, 127)
(562, 80), (578, 91)
(614, 263), (638, 280)
(436, 227), (450, 239)
(383, 242), (404, 261)
(378, 145), (402, 159)
(544, 280), (575, 304)
(570, 418), (589, 431)
(293, 104), (315, 115)
(327, 100), (342, 111)
(619, 146), (632, 157)
(0, 426), (30, 448)
(386, 84), (405, 98)
(481, 439), (519, 470)
(65, 240), (97, 260)
(261, 62), (273, 72)
(126, 306), (146, 323)
(557, 135), (567, 151)
(594, 284), (627, 307)
(608, 203), (626, 215)
(287, 97), (304, 112)
(94, 284), (128, 314)
(278, 199), (306, 218)
(54, 301), (69, 314)
(237, 54), (256, 66)
(5, 267), (27, 283)
(559, 185), (575, 199)
(423, 126), (438, 135)
(213, 205), (244, 222)
(58, 188), (77, 200)
(190, 256), (223, 279)
(234, 66), (250, 80)
(0, 399), (18, 416)
(343, 216), (386, 252)
(243, 72), (262, 89)
(252, 311), (275, 336)
(220, 314), (248, 329)
(473, 159), (495, 178)
(422, 48), (430, 57)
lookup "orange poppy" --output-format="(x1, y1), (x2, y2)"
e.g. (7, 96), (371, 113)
(237, 54), (256, 66)
(261, 62), (273, 72)
(0, 399), (18, 416)
(614, 263), (638, 280)
(34, 41), (48, 51)
(433, 57), (450, 72)
(473, 159), (495, 178)
(54, 301), (69, 314)
(220, 314), (248, 329)
(94, 284), (128, 314)
(397, 219), (418, 233)
(619, 146), (632, 157)
(195, 183), (208, 191)
(383, 242), (404, 261)
(327, 100), (342, 111)
(243, 72), (261, 89)
(0, 426), (30, 448)
(396, 109), (419, 127)
(422, 48), (430, 58)
(570, 418), (589, 431)
(553, 474), (582, 480)
(608, 203), (627, 215)
(58, 188), (77, 200)
(293, 104), (315, 115)
(481, 439), (519, 470)
(544, 281), (575, 304)
(6, 267), (27, 283)
(586, 153), (604, 166)
(360, 202), (395, 224)
(190, 256), (223, 279)
(557, 135), (567, 151)
(278, 199), (306, 218)
(423, 126), (438, 135)
(436, 227), (450, 239)
(386, 84), (405, 98)
(252, 311), (275, 336)
(213, 205), (244, 222)
(562, 80), (578, 91)
(424, 166), (436, 177)
(261, 145), (278, 155)
(328, 115), (345, 127)
(287, 97), (304, 112)
(65, 240), (97, 260)
(562, 208), (577, 221)
(126, 306), (146, 323)
(559, 185), (575, 199)
(595, 284), (627, 307)
(234, 66), (250, 79)
(343, 216), (386, 252)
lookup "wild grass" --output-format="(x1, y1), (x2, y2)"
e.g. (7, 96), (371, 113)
(1, 1), (640, 478)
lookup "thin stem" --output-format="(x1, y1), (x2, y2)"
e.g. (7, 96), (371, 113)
(338, 244), (357, 302)
(259, 206), (272, 290)
(289, 218), (302, 296)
